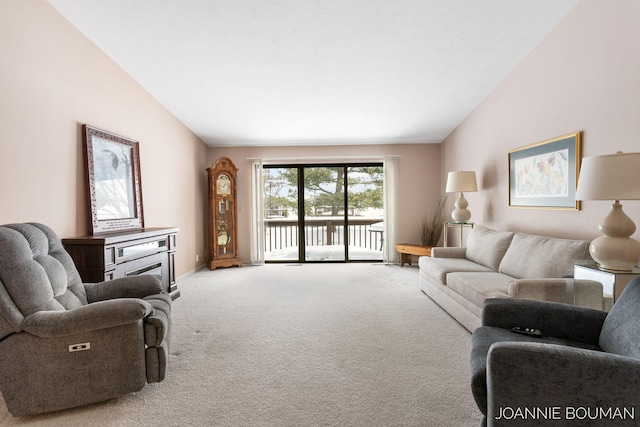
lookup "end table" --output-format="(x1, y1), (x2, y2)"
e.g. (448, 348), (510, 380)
(443, 221), (475, 247)
(395, 243), (433, 267)
(574, 263), (640, 302)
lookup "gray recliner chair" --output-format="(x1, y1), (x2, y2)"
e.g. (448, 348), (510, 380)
(0, 223), (172, 416)
(471, 275), (640, 427)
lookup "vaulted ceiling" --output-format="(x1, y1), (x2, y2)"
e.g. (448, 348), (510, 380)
(48, 0), (579, 147)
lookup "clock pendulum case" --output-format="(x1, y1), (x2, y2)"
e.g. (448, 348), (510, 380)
(207, 157), (242, 270)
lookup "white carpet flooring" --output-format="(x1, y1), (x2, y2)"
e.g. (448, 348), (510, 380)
(0, 263), (481, 426)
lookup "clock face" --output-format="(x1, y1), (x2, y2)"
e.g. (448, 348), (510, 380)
(216, 174), (231, 195)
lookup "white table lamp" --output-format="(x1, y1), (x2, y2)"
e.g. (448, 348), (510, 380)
(445, 171), (478, 223)
(575, 151), (640, 271)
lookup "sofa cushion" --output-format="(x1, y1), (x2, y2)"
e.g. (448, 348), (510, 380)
(498, 232), (590, 279)
(446, 272), (513, 308)
(419, 256), (494, 285)
(465, 226), (515, 270)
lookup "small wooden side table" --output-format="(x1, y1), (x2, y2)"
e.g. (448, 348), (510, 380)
(395, 243), (433, 267)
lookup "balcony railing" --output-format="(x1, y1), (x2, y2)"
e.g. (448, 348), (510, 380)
(264, 217), (383, 254)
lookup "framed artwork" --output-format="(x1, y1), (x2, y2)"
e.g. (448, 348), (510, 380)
(83, 125), (145, 234)
(508, 132), (581, 210)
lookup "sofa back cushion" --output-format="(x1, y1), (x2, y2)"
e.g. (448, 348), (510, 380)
(465, 226), (515, 271)
(498, 232), (590, 279)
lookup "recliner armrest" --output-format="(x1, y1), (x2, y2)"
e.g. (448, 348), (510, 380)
(487, 342), (640, 426)
(481, 298), (607, 345)
(22, 298), (153, 337)
(85, 275), (164, 302)
(143, 293), (172, 347)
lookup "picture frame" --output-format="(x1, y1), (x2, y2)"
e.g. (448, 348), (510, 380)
(83, 124), (144, 234)
(508, 132), (581, 210)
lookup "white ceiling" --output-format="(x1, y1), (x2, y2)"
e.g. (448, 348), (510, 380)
(48, 0), (579, 147)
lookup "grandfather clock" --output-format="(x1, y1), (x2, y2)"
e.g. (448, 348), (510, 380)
(207, 157), (242, 270)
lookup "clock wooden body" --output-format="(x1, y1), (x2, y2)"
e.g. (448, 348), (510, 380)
(207, 157), (242, 270)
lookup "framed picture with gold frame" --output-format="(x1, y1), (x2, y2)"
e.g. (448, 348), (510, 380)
(508, 132), (581, 210)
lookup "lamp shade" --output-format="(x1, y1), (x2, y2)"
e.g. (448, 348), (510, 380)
(575, 152), (640, 201)
(446, 171), (478, 193)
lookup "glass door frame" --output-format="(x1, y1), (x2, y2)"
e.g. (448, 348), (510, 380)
(263, 162), (383, 263)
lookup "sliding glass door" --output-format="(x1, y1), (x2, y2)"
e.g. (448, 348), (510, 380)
(263, 163), (383, 262)
(346, 165), (384, 260)
(263, 167), (299, 261)
(303, 166), (346, 261)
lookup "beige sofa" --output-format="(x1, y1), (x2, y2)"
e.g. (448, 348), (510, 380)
(419, 225), (608, 332)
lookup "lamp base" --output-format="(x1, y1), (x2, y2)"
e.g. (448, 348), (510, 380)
(590, 236), (640, 272)
(591, 202), (640, 271)
(451, 192), (471, 222)
(451, 209), (471, 223)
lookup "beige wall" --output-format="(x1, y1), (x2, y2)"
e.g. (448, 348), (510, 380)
(442, 0), (640, 242)
(4, 0), (638, 274)
(0, 1), (209, 277)
(0, 1), (441, 272)
(207, 144), (441, 263)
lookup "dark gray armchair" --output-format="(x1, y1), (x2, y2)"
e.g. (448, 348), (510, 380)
(0, 223), (172, 416)
(471, 275), (640, 427)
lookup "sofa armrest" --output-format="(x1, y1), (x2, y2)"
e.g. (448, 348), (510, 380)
(430, 247), (466, 258)
(22, 298), (153, 337)
(85, 275), (164, 303)
(487, 342), (640, 426)
(481, 298), (607, 345)
(508, 278), (604, 310)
